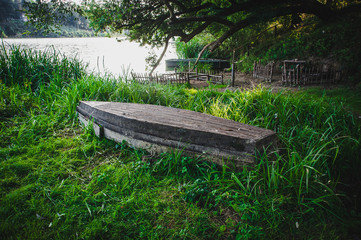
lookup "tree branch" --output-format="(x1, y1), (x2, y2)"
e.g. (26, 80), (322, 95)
(181, 21), (212, 43)
(191, 42), (214, 72)
(163, 0), (176, 20)
(150, 35), (172, 75)
(168, 0), (186, 11)
(175, 2), (213, 16)
(170, 16), (234, 27)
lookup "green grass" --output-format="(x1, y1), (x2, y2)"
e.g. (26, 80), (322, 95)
(0, 42), (87, 91)
(1, 45), (361, 239)
(299, 86), (361, 114)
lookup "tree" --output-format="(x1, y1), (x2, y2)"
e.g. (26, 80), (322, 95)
(23, 0), (361, 72)
(0, 0), (22, 22)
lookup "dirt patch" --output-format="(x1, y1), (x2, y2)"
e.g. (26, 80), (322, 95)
(189, 72), (283, 91)
(189, 72), (346, 93)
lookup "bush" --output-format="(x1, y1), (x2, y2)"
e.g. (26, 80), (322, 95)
(175, 36), (212, 59)
(175, 34), (231, 60)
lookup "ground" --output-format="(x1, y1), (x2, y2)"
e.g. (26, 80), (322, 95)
(189, 71), (349, 93)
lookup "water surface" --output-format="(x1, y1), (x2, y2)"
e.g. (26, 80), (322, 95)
(3, 37), (177, 76)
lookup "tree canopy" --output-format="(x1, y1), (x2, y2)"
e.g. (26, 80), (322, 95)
(23, 0), (361, 73)
(0, 0), (22, 22)
(24, 0), (361, 46)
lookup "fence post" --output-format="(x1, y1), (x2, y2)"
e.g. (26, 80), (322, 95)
(231, 63), (235, 87)
(269, 62), (274, 82)
(253, 61), (256, 78)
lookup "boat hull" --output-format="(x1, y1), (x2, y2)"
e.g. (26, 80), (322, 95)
(76, 101), (277, 167)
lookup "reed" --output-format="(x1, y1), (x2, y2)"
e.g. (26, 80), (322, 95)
(0, 46), (360, 239)
(0, 42), (87, 92)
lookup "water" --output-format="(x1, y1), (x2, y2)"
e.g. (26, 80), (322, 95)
(2, 37), (177, 76)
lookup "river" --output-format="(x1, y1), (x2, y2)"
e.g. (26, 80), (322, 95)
(2, 37), (177, 76)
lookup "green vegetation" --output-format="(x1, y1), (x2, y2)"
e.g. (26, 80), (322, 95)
(174, 35), (229, 71)
(0, 0), (105, 38)
(0, 44), (87, 91)
(1, 46), (361, 239)
(175, 37), (211, 59)
(175, 35), (228, 60)
(0, 18), (107, 38)
(174, 34), (231, 72)
(1, 19), (108, 38)
(233, 14), (361, 81)
(299, 86), (361, 115)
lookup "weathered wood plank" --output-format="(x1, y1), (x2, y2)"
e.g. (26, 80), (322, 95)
(77, 101), (277, 167)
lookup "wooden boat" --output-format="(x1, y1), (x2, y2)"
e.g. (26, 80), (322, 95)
(76, 101), (277, 167)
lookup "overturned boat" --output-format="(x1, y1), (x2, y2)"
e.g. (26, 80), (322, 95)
(76, 101), (277, 167)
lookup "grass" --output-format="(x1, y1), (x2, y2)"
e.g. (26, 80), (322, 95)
(299, 86), (361, 114)
(0, 42), (87, 91)
(1, 45), (361, 239)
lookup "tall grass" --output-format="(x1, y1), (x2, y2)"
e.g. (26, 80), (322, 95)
(0, 42), (87, 91)
(1, 45), (360, 239)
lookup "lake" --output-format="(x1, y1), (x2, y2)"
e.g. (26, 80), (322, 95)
(2, 37), (177, 76)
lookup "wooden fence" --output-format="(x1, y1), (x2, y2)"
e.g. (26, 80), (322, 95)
(253, 61), (274, 82)
(186, 71), (224, 84)
(281, 60), (342, 85)
(131, 72), (188, 84)
(131, 71), (224, 85)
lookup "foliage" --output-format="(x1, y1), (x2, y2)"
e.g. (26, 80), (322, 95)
(174, 34), (232, 71)
(231, 13), (361, 82)
(0, 0), (21, 22)
(0, 0), (101, 38)
(0, 18), (106, 38)
(175, 37), (212, 59)
(175, 34), (230, 60)
(0, 43), (87, 92)
(1, 45), (361, 239)
(174, 35), (215, 71)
